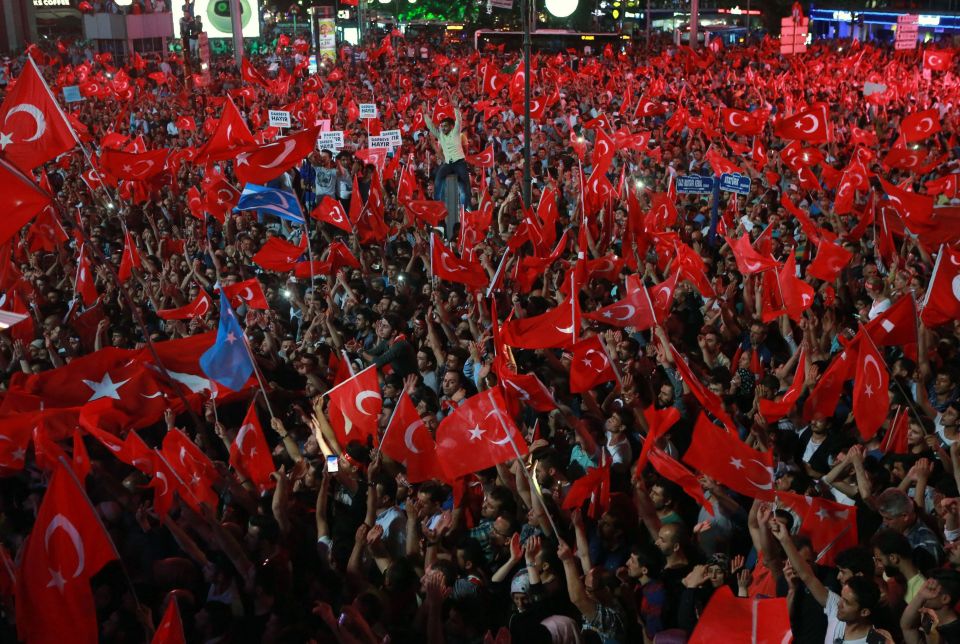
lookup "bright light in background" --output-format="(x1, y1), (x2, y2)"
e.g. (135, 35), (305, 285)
(114, 0), (133, 5)
(545, 0), (578, 18)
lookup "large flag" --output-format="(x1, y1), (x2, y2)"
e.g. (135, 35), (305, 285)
(688, 587), (790, 644)
(921, 246), (960, 327)
(773, 103), (830, 143)
(234, 126), (320, 185)
(327, 364), (382, 447)
(584, 284), (657, 330)
(0, 58), (77, 172)
(568, 335), (617, 394)
(235, 184), (305, 224)
(199, 292), (255, 392)
(852, 331), (889, 441)
(0, 156), (54, 248)
(500, 296), (581, 350)
(380, 391), (443, 483)
(683, 414), (776, 500)
(231, 402), (276, 492)
(436, 388), (527, 481)
(16, 462), (119, 644)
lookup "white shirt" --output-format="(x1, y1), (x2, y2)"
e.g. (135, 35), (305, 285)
(824, 590), (871, 644)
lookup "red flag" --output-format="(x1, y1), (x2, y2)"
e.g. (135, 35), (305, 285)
(157, 291), (213, 320)
(221, 278), (270, 310)
(234, 126), (320, 185)
(0, 157), (55, 248)
(231, 403), (277, 492)
(152, 598), (187, 644)
(252, 235), (306, 273)
(195, 98), (255, 162)
(203, 179), (242, 223)
(806, 239), (853, 282)
(465, 145), (495, 168)
(759, 349), (807, 422)
(725, 234), (778, 275)
(75, 245), (99, 306)
(0, 59), (77, 172)
(406, 200), (448, 227)
(920, 245), (960, 327)
(381, 391), (444, 483)
(636, 406), (681, 472)
(15, 463), (119, 644)
(327, 365), (381, 447)
(878, 176), (934, 229)
(310, 195), (352, 232)
(161, 428), (220, 510)
(926, 173), (960, 199)
(777, 491), (859, 566)
(773, 103), (830, 143)
(647, 447), (712, 513)
(865, 295), (918, 349)
(431, 233), (488, 289)
(683, 414), (775, 500)
(881, 406), (910, 454)
(118, 229), (142, 283)
(900, 108), (941, 143)
(562, 463), (610, 518)
(501, 296), (580, 350)
(924, 49), (954, 71)
(688, 587), (790, 643)
(802, 347), (857, 421)
(27, 205), (69, 252)
(496, 366), (558, 413)
(240, 57), (269, 88)
(668, 344), (737, 431)
(852, 331), (889, 441)
(585, 284), (657, 329)
(72, 429), (91, 481)
(436, 388), (526, 481)
(779, 253), (814, 321)
(720, 108), (767, 136)
(99, 148), (169, 182)
(569, 335), (617, 394)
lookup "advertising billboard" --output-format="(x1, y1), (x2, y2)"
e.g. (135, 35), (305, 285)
(173, 0), (261, 39)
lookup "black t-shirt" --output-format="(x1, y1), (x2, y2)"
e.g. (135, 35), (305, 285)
(938, 618), (960, 644)
(659, 564), (692, 630)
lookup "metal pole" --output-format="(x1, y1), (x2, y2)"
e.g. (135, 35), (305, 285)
(746, 0), (751, 35)
(646, 0), (651, 47)
(521, 0), (532, 208)
(230, 0), (244, 65)
(690, 0), (699, 50)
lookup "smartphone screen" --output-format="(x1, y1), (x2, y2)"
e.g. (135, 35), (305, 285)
(326, 455), (339, 473)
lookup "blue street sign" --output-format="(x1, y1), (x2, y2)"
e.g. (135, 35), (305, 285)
(719, 173), (752, 195)
(676, 174), (715, 194)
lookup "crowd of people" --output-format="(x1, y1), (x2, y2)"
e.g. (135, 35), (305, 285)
(0, 23), (959, 644)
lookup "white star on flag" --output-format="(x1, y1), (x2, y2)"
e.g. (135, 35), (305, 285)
(82, 373), (130, 401)
(468, 426), (485, 441)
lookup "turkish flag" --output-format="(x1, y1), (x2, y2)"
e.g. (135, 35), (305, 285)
(310, 196), (352, 232)
(72, 429), (91, 481)
(252, 235), (306, 273)
(160, 428), (219, 511)
(15, 462), (119, 644)
(501, 296), (580, 350)
(0, 157), (54, 248)
(852, 332), (890, 441)
(157, 291), (213, 320)
(195, 98), (255, 163)
(221, 278), (269, 311)
(235, 126), (320, 185)
(241, 57), (269, 88)
(802, 347), (857, 422)
(27, 205), (69, 252)
(436, 388), (526, 481)
(865, 295), (918, 349)
(586, 283), (657, 330)
(779, 254), (814, 321)
(562, 463), (610, 518)
(327, 365), (381, 447)
(569, 335), (617, 394)
(924, 49), (954, 71)
(0, 59), (77, 172)
(465, 145), (495, 168)
(721, 108), (766, 136)
(920, 246), (960, 327)
(668, 344), (737, 431)
(636, 406), (681, 472)
(777, 491), (858, 566)
(406, 200), (448, 227)
(381, 391), (443, 483)
(100, 148), (169, 181)
(75, 246), (99, 307)
(926, 173), (959, 199)
(152, 598), (187, 644)
(881, 406), (910, 454)
(591, 128), (616, 174)
(431, 234), (488, 289)
(806, 238), (853, 282)
(647, 447), (712, 513)
(774, 103), (830, 143)
(496, 365), (557, 413)
(878, 176), (934, 229)
(175, 115), (196, 132)
(231, 402), (276, 492)
(759, 349), (807, 422)
(118, 229), (142, 283)
(203, 179), (242, 223)
(683, 413), (776, 500)
(688, 587), (790, 644)
(725, 234), (778, 275)
(900, 108), (940, 143)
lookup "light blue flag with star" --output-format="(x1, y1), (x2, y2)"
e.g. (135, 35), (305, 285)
(199, 291), (254, 391)
(234, 183), (305, 224)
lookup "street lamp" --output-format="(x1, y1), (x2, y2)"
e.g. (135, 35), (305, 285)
(545, 0), (578, 18)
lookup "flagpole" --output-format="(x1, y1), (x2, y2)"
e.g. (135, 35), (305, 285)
(597, 333), (623, 390)
(56, 456), (143, 609)
(237, 321), (276, 419)
(485, 248), (510, 298)
(814, 523), (852, 564)
(375, 388), (408, 461)
(493, 410), (562, 538)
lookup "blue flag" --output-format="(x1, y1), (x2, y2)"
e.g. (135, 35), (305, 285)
(235, 183), (305, 224)
(199, 292), (254, 391)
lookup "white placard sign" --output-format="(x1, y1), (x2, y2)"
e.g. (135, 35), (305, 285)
(317, 130), (344, 150)
(359, 103), (378, 119)
(368, 135), (393, 149)
(381, 129), (402, 147)
(268, 110), (292, 128)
